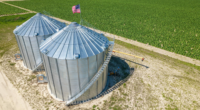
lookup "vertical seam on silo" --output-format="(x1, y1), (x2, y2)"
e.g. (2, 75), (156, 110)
(77, 59), (81, 92)
(19, 36), (28, 68)
(28, 37), (37, 69)
(22, 37), (32, 69)
(36, 36), (42, 65)
(96, 54), (98, 96)
(102, 51), (104, 91)
(65, 60), (72, 99)
(42, 54), (52, 91)
(87, 57), (90, 99)
(76, 31), (81, 93)
(55, 59), (64, 101)
(16, 35), (27, 67)
(25, 18), (37, 69)
(48, 57), (57, 97)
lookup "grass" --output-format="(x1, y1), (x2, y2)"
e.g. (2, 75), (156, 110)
(10, 63), (16, 66)
(93, 105), (97, 108)
(0, 13), (35, 58)
(0, 2), (27, 15)
(114, 39), (200, 71)
(7, 0), (200, 60)
(27, 75), (36, 81)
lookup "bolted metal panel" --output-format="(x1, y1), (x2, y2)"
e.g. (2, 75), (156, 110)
(30, 37), (41, 66)
(23, 37), (36, 69)
(89, 81), (98, 99)
(43, 55), (56, 95)
(15, 35), (27, 67)
(49, 57), (63, 100)
(79, 88), (90, 101)
(97, 52), (104, 71)
(57, 59), (71, 101)
(97, 71), (103, 94)
(88, 55), (97, 80)
(67, 59), (80, 97)
(19, 36), (31, 69)
(103, 66), (107, 89)
(78, 58), (89, 90)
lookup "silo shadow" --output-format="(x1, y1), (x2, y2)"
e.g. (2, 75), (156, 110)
(100, 55), (135, 95)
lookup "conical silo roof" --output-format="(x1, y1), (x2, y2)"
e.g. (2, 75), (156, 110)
(13, 13), (66, 37)
(40, 22), (109, 59)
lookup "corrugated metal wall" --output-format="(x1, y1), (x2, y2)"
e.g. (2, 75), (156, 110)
(16, 35), (46, 70)
(42, 49), (108, 101)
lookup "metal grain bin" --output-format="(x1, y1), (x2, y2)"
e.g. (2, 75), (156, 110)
(40, 22), (109, 101)
(13, 13), (66, 71)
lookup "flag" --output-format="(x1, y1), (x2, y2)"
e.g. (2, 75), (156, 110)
(72, 4), (81, 14)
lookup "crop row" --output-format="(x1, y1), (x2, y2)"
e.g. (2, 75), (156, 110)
(7, 0), (200, 60)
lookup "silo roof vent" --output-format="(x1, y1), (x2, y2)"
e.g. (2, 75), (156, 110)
(74, 53), (80, 59)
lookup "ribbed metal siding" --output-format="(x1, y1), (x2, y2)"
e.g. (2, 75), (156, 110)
(16, 35), (48, 70)
(15, 35), (27, 67)
(42, 52), (108, 101)
(57, 59), (71, 101)
(78, 58), (89, 90)
(18, 36), (31, 69)
(67, 59), (80, 97)
(30, 37), (41, 65)
(43, 54), (56, 95)
(103, 66), (107, 89)
(25, 37), (36, 69)
(88, 55), (97, 80)
(49, 58), (63, 100)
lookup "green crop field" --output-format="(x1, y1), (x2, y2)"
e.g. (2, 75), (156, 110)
(0, 2), (27, 15)
(0, 13), (35, 57)
(6, 0), (200, 60)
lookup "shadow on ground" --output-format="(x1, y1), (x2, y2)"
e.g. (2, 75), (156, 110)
(102, 55), (136, 93)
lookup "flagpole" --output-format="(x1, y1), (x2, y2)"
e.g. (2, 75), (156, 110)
(80, 4), (82, 25)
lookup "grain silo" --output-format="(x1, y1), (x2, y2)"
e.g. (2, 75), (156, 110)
(13, 13), (66, 71)
(40, 22), (114, 104)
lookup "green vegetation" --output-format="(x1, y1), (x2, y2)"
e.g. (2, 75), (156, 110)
(93, 105), (97, 108)
(114, 39), (200, 71)
(10, 62), (16, 66)
(0, 13), (35, 58)
(7, 0), (200, 60)
(27, 75), (36, 81)
(0, 2), (27, 15)
(123, 83), (126, 88)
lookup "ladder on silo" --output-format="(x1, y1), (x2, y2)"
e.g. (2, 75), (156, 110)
(66, 41), (114, 106)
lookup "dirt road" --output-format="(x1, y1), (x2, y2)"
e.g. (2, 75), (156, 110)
(0, 66), (32, 110)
